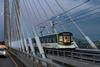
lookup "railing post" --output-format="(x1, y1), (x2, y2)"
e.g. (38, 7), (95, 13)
(71, 51), (73, 58)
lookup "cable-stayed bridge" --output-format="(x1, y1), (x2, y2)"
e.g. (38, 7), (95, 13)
(3, 0), (100, 67)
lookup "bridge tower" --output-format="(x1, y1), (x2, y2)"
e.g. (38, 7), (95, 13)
(4, 0), (11, 46)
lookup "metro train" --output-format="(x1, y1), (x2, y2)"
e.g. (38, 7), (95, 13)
(32, 32), (76, 49)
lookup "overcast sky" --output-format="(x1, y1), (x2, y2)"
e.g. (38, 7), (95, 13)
(0, 0), (4, 41)
(0, 0), (100, 41)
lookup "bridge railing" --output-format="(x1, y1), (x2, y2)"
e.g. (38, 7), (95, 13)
(45, 49), (100, 64)
(8, 48), (64, 67)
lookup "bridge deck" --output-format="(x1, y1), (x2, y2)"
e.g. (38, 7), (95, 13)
(47, 54), (100, 67)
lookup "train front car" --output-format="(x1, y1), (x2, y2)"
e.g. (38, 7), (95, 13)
(32, 32), (76, 50)
(40, 32), (76, 49)
(57, 32), (76, 49)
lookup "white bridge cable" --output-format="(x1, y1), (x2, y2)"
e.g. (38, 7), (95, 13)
(37, 0), (49, 19)
(14, 0), (26, 51)
(38, 0), (99, 33)
(40, 0), (66, 33)
(17, 2), (32, 53)
(47, 8), (100, 27)
(21, 0), (38, 38)
(70, 5), (100, 18)
(10, 0), (22, 50)
(31, 10), (100, 35)
(34, 0), (91, 27)
(27, 0), (40, 23)
(21, 0), (38, 55)
(14, 0), (28, 52)
(37, 5), (100, 26)
(26, 1), (99, 36)
(31, 0), (44, 22)
(36, 0), (57, 33)
(20, 0), (40, 54)
(43, 0), (66, 32)
(44, 0), (55, 15)
(4, 0), (11, 47)
(10, 0), (14, 48)
(60, 5), (100, 23)
(33, 0), (98, 33)
(27, 0), (48, 35)
(22, 0), (46, 58)
(29, 0), (52, 34)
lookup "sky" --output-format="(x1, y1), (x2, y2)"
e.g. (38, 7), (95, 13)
(0, 0), (100, 41)
(0, 0), (4, 41)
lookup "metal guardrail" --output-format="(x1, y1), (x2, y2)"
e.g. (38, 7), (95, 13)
(45, 49), (100, 64)
(8, 48), (64, 67)
(76, 48), (100, 54)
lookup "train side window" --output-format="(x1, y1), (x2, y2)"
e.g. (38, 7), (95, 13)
(58, 36), (63, 44)
(52, 37), (54, 43)
(41, 38), (43, 43)
(59, 36), (63, 42)
(42, 38), (45, 43)
(46, 38), (49, 43)
(46, 37), (48, 43)
(51, 37), (55, 43)
(49, 37), (50, 43)
(44, 38), (46, 43)
(42, 38), (44, 43)
(49, 38), (51, 43)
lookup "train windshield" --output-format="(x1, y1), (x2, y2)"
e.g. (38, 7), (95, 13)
(58, 32), (73, 45)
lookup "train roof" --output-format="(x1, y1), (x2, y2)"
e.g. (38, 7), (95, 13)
(58, 32), (73, 35)
(40, 32), (73, 38)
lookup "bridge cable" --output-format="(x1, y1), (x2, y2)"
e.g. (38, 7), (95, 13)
(23, 0), (46, 58)
(55, 0), (98, 49)
(34, 0), (91, 27)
